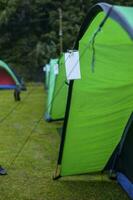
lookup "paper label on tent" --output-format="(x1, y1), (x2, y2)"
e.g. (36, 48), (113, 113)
(43, 66), (46, 72)
(54, 63), (59, 75)
(46, 64), (50, 72)
(65, 51), (81, 80)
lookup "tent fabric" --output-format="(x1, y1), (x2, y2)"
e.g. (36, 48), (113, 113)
(115, 113), (133, 199)
(45, 64), (50, 90)
(75, 3), (133, 50)
(0, 69), (16, 86)
(99, 3), (133, 39)
(0, 60), (21, 89)
(116, 113), (133, 183)
(56, 3), (133, 178)
(45, 59), (58, 121)
(45, 55), (69, 121)
(49, 54), (69, 120)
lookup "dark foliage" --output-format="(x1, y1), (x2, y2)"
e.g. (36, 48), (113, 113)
(0, 0), (132, 81)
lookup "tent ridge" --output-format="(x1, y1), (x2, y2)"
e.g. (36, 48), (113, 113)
(98, 3), (133, 39)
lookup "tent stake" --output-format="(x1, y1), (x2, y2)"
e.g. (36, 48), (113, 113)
(53, 165), (61, 180)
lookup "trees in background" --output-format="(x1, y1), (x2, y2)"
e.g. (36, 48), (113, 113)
(0, 0), (132, 81)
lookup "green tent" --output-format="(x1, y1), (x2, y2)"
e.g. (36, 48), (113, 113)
(45, 58), (58, 121)
(45, 55), (69, 121)
(55, 4), (133, 198)
(44, 64), (50, 90)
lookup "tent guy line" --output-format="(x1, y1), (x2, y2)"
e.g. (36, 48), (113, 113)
(8, 112), (44, 169)
(0, 87), (34, 125)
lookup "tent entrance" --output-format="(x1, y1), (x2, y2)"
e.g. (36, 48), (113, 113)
(0, 68), (15, 86)
(116, 112), (133, 180)
(107, 112), (133, 199)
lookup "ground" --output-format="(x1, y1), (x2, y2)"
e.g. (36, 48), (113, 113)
(0, 84), (129, 200)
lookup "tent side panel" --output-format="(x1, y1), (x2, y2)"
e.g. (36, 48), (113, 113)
(50, 54), (68, 120)
(60, 13), (133, 176)
(45, 59), (58, 120)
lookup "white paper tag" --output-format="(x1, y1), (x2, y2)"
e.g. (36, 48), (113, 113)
(46, 64), (50, 72)
(65, 51), (81, 80)
(54, 63), (59, 75)
(43, 66), (46, 72)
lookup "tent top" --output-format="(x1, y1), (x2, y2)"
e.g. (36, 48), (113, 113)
(99, 3), (133, 38)
(76, 3), (133, 47)
(0, 60), (20, 86)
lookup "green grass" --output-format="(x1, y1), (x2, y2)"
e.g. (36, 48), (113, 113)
(0, 84), (129, 200)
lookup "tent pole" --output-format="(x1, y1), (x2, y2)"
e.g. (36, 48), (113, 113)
(58, 8), (63, 54)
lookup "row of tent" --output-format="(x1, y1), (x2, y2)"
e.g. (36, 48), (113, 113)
(44, 56), (68, 122)
(44, 3), (133, 199)
(0, 60), (26, 100)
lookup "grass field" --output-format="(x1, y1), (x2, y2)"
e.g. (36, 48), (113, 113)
(0, 84), (129, 200)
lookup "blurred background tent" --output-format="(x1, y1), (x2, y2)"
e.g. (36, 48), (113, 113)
(44, 53), (69, 122)
(0, 60), (24, 90)
(45, 58), (58, 121)
(43, 64), (50, 90)
(0, 60), (26, 101)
